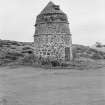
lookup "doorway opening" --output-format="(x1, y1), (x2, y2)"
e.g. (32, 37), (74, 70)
(65, 47), (70, 61)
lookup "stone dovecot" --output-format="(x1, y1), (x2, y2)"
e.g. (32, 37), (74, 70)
(34, 1), (73, 61)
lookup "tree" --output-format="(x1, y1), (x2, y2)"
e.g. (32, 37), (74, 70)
(95, 42), (102, 47)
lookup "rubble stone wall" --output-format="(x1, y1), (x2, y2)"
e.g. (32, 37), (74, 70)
(35, 23), (70, 35)
(34, 33), (72, 60)
(34, 2), (73, 61)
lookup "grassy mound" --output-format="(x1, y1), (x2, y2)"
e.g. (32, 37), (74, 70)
(0, 39), (105, 69)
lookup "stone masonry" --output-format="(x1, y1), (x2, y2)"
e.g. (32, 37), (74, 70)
(34, 1), (73, 61)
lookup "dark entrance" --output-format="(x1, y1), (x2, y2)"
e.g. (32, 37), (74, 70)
(65, 47), (70, 61)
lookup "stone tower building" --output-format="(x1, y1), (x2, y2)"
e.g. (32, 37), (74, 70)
(34, 1), (73, 61)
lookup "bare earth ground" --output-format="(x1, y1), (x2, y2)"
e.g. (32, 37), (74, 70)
(0, 66), (105, 105)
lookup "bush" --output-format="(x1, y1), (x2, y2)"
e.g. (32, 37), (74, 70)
(40, 57), (51, 65)
(20, 54), (38, 65)
(91, 53), (103, 59)
(51, 60), (60, 67)
(61, 62), (69, 67)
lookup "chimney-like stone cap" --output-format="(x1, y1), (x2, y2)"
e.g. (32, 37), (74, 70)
(40, 1), (65, 15)
(35, 1), (69, 25)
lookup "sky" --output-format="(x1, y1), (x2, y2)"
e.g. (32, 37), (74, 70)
(0, 0), (105, 45)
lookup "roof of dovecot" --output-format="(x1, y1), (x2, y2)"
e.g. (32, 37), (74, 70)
(40, 1), (64, 15)
(35, 1), (69, 25)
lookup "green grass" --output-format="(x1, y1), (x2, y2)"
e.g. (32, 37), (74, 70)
(0, 66), (105, 105)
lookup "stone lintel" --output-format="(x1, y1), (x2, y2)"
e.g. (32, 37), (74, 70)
(35, 22), (69, 26)
(34, 33), (71, 36)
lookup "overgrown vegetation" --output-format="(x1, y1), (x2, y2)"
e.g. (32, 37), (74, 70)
(0, 39), (105, 69)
